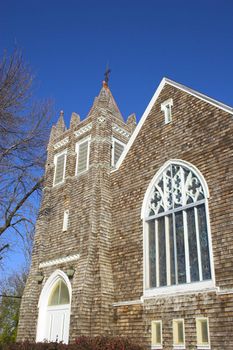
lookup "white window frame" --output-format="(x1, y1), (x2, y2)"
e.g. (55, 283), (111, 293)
(75, 136), (91, 175)
(161, 98), (173, 124)
(62, 210), (69, 232)
(173, 319), (185, 349)
(151, 320), (163, 349)
(111, 137), (126, 167)
(53, 149), (67, 187)
(196, 317), (210, 349)
(142, 159), (215, 298)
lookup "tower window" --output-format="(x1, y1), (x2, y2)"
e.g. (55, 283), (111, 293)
(53, 150), (67, 186)
(161, 98), (173, 124)
(196, 318), (210, 349)
(75, 137), (91, 175)
(62, 210), (69, 232)
(112, 137), (125, 167)
(151, 320), (162, 349)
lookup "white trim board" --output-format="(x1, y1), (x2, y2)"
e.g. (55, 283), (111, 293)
(39, 253), (80, 268)
(112, 299), (143, 307)
(112, 77), (233, 172)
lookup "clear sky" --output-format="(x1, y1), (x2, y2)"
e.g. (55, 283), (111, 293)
(1, 0), (233, 127)
(0, 0), (233, 274)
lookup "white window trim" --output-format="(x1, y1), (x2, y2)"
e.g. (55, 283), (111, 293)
(173, 319), (185, 349)
(144, 279), (215, 298)
(62, 209), (69, 232)
(111, 137), (126, 167)
(75, 136), (91, 176)
(53, 149), (67, 187)
(142, 159), (215, 298)
(196, 317), (211, 350)
(161, 98), (173, 124)
(151, 320), (163, 349)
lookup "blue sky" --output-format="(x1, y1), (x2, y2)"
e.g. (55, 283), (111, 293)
(0, 0), (233, 273)
(1, 0), (233, 127)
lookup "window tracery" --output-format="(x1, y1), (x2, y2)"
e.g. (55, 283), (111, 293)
(145, 162), (212, 291)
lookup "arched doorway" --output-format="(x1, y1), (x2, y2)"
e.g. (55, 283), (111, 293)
(36, 270), (71, 343)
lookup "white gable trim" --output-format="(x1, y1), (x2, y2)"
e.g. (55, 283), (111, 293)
(166, 78), (233, 115)
(112, 78), (233, 172)
(111, 78), (167, 172)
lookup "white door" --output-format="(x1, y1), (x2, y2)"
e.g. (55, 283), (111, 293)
(37, 277), (71, 344)
(45, 306), (70, 343)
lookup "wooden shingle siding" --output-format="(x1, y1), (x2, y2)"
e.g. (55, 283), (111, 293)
(17, 80), (233, 349)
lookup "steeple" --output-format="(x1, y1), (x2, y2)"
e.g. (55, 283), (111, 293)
(87, 81), (123, 120)
(56, 110), (66, 133)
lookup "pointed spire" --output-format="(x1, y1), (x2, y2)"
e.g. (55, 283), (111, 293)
(127, 113), (137, 132)
(87, 82), (123, 120)
(70, 112), (80, 129)
(102, 80), (109, 89)
(48, 125), (57, 145)
(56, 110), (66, 134)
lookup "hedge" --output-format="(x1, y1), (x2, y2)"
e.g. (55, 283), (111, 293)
(0, 336), (146, 350)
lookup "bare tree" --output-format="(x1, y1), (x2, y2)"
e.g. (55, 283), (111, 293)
(0, 50), (52, 263)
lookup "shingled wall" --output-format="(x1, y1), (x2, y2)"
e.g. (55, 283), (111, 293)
(111, 83), (233, 349)
(18, 81), (233, 350)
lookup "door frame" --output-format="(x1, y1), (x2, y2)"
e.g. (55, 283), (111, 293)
(36, 270), (72, 343)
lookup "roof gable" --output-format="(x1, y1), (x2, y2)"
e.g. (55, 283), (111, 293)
(112, 77), (233, 172)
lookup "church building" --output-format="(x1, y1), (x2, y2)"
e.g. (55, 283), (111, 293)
(18, 77), (233, 349)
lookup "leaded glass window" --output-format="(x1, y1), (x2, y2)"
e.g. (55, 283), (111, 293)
(145, 162), (211, 289)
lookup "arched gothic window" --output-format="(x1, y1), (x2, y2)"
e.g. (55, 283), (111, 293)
(143, 161), (213, 292)
(48, 279), (70, 306)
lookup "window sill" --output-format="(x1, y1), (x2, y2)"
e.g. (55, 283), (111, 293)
(75, 169), (89, 177)
(197, 345), (211, 350)
(53, 180), (65, 188)
(144, 280), (215, 298)
(151, 346), (162, 350)
(173, 345), (185, 350)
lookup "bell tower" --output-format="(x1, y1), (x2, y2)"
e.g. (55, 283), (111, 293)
(17, 80), (136, 342)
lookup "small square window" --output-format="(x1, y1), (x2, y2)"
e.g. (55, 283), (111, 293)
(173, 319), (185, 349)
(196, 318), (210, 349)
(151, 320), (162, 349)
(161, 98), (173, 124)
